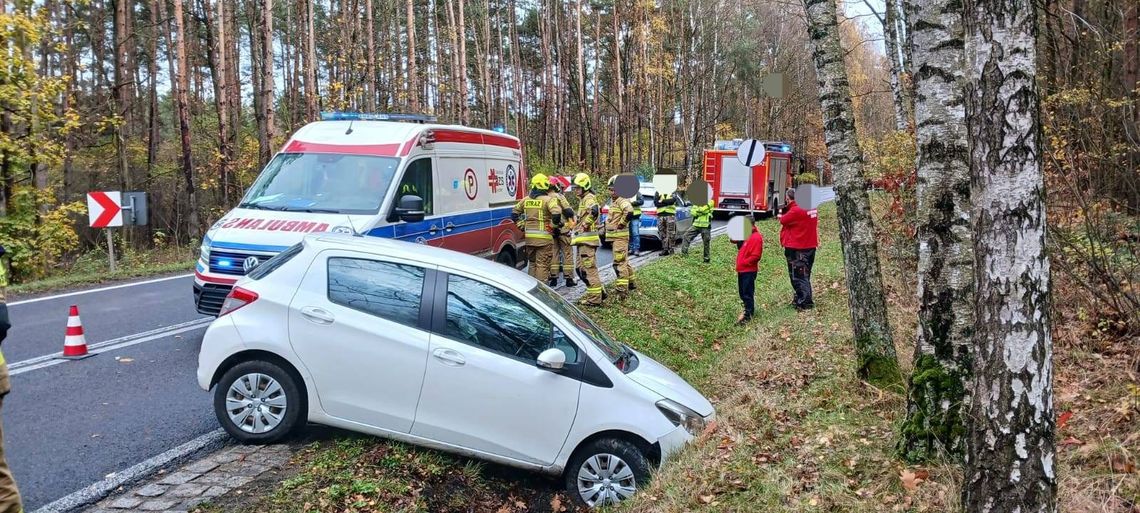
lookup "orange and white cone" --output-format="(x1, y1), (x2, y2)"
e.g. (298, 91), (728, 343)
(59, 305), (94, 360)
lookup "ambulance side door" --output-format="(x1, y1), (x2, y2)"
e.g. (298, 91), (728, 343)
(434, 151), (493, 256)
(390, 156), (445, 247)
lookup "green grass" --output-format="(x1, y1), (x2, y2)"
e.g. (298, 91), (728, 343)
(7, 247), (195, 296)
(196, 204), (963, 513)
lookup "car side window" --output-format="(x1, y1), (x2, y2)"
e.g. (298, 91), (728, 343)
(396, 158), (434, 216)
(327, 258), (424, 327)
(442, 274), (557, 361)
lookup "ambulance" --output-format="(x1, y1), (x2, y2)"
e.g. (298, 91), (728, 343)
(193, 112), (527, 316)
(703, 140), (794, 217)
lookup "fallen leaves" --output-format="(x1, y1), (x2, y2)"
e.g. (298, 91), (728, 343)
(549, 494), (566, 512)
(899, 468), (930, 492)
(1057, 411), (1073, 430)
(115, 356), (134, 363)
(1109, 454), (1136, 474)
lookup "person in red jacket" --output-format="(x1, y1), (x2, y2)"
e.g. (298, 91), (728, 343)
(735, 215), (764, 324)
(778, 188), (819, 310)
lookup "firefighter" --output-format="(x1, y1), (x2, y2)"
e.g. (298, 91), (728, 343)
(605, 176), (637, 297)
(778, 188), (819, 310)
(0, 244), (23, 513)
(549, 183), (577, 287)
(629, 193), (644, 257)
(511, 174), (563, 284)
(571, 173), (604, 306)
(654, 185), (682, 255)
(682, 199), (715, 263)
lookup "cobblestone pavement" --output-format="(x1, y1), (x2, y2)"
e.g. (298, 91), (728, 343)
(82, 444), (292, 513)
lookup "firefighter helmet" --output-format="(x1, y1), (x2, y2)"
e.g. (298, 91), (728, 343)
(573, 173), (592, 190)
(530, 173), (550, 191)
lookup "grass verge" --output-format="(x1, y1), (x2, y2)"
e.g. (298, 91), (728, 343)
(6, 246), (195, 296)
(191, 202), (1138, 512)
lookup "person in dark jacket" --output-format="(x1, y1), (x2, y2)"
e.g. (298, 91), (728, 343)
(0, 244), (24, 513)
(778, 188), (819, 310)
(735, 216), (764, 325)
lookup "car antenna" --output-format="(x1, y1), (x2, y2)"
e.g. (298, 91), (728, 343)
(346, 215), (364, 237)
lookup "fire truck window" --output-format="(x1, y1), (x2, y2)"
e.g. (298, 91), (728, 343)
(397, 158), (434, 216)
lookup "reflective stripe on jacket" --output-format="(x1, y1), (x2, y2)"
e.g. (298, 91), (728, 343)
(605, 197), (633, 238)
(573, 192), (602, 246)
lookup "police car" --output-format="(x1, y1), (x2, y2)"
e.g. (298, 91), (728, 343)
(194, 112), (527, 316)
(599, 183), (692, 247)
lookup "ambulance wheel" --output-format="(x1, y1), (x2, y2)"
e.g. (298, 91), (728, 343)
(495, 248), (517, 268)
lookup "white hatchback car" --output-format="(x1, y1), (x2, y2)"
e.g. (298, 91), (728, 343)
(197, 234), (714, 508)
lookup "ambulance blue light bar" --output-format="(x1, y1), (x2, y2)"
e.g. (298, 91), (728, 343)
(764, 142), (793, 153)
(320, 112), (437, 123)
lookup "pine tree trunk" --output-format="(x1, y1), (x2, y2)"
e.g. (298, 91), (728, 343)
(802, 0), (900, 385)
(365, 0), (377, 111)
(303, 0), (318, 119)
(163, 0), (201, 240)
(961, 0), (1056, 509)
(258, 0), (276, 168)
(406, 0), (419, 110)
(898, 0), (974, 463)
(113, 0), (133, 192)
(205, 0), (233, 203)
(457, 0), (468, 123)
(146, 0), (160, 175)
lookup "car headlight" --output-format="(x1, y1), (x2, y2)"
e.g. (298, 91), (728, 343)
(199, 242), (210, 262)
(656, 399), (707, 436)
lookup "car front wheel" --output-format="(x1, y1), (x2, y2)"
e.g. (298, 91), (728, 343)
(213, 360), (303, 444)
(566, 438), (652, 508)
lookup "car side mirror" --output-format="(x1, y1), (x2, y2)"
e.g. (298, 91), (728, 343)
(395, 195), (425, 223)
(537, 348), (567, 371)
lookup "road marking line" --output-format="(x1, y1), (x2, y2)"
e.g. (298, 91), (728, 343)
(8, 273), (195, 306)
(32, 428), (229, 513)
(8, 318), (213, 376)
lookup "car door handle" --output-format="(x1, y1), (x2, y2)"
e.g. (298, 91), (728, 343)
(300, 307), (335, 325)
(432, 348), (466, 366)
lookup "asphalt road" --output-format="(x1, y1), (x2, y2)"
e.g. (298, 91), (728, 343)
(4, 235), (660, 510)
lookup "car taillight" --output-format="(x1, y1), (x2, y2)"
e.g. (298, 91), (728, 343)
(218, 286), (258, 316)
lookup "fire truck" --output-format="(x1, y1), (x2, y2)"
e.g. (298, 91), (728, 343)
(703, 140), (795, 217)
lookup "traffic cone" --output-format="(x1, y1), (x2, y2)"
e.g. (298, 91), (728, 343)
(59, 305), (94, 360)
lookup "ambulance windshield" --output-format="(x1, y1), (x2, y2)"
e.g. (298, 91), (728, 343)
(240, 153), (400, 215)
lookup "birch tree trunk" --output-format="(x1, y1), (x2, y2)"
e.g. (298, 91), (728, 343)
(962, 0), (1056, 508)
(802, 0), (900, 385)
(898, 0), (974, 462)
(884, 0), (910, 131)
(457, 0), (468, 123)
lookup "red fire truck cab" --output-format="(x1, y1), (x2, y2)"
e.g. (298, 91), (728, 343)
(703, 140), (794, 217)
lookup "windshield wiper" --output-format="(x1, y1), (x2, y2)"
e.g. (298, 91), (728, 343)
(285, 207), (341, 214)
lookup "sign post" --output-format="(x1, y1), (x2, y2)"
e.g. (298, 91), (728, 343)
(88, 191), (124, 272)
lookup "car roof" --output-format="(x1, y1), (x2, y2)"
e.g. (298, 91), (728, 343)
(288, 121), (520, 147)
(302, 233), (538, 292)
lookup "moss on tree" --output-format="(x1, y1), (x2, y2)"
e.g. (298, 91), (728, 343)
(897, 355), (967, 463)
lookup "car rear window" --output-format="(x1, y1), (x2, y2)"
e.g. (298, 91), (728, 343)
(247, 243), (303, 280)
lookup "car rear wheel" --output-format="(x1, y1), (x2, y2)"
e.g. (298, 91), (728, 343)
(566, 438), (651, 508)
(214, 360), (303, 444)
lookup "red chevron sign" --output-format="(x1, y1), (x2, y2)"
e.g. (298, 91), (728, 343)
(87, 191), (123, 228)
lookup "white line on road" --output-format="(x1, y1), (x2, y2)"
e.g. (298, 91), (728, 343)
(8, 317), (213, 376)
(32, 428), (229, 513)
(8, 273), (195, 307)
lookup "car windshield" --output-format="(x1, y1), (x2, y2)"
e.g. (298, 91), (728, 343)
(239, 153), (400, 214)
(530, 285), (625, 363)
